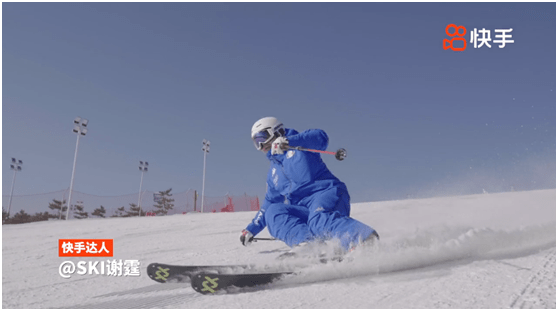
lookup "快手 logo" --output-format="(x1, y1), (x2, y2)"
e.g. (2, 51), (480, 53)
(443, 24), (514, 51)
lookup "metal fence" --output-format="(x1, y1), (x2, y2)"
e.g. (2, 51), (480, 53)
(2, 189), (260, 219)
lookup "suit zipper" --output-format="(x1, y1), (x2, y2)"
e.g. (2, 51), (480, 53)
(272, 156), (293, 204)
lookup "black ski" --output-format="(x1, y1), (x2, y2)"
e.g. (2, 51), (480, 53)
(190, 271), (295, 294)
(146, 262), (253, 283)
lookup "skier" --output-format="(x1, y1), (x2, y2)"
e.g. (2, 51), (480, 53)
(240, 117), (379, 252)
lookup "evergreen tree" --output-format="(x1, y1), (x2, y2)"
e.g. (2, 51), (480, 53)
(48, 199), (67, 220)
(92, 206), (107, 218)
(10, 210), (31, 224)
(3, 209), (49, 224)
(30, 212), (50, 222)
(127, 203), (146, 217)
(153, 188), (175, 215)
(111, 206), (127, 218)
(74, 203), (88, 219)
(2, 207), (9, 224)
(60, 206), (68, 220)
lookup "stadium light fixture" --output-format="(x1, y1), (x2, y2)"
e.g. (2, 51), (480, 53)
(201, 139), (210, 213)
(7, 158), (23, 218)
(67, 117), (89, 220)
(137, 161), (148, 216)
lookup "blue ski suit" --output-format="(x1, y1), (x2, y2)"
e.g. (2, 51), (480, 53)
(245, 128), (376, 250)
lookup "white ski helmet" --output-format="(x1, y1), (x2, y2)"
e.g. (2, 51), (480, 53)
(251, 117), (285, 151)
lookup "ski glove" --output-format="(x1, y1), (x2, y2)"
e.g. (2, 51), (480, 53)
(240, 229), (254, 246)
(271, 137), (289, 155)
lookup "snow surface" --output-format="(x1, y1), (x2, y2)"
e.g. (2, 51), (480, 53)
(2, 189), (556, 308)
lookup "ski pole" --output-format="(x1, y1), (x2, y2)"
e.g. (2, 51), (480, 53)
(288, 146), (347, 161)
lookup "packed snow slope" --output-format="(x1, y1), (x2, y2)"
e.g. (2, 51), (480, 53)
(2, 189), (556, 308)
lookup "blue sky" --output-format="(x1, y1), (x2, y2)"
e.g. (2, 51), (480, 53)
(3, 2), (556, 204)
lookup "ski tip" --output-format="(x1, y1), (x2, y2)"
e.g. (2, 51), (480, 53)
(147, 263), (175, 283)
(190, 271), (295, 295)
(191, 273), (222, 295)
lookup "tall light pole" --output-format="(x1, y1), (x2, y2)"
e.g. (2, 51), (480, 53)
(67, 117), (88, 220)
(137, 161), (148, 216)
(201, 139), (210, 213)
(7, 158), (23, 218)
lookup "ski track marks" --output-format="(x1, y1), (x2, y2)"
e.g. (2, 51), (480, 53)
(66, 283), (195, 309)
(510, 248), (556, 309)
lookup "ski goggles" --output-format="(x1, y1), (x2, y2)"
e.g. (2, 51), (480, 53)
(252, 127), (285, 150)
